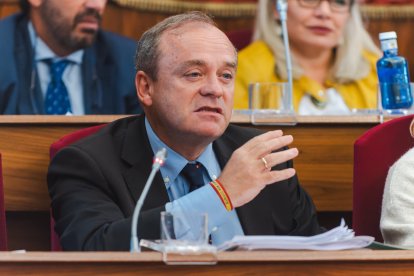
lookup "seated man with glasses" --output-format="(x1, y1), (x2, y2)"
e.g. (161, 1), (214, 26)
(234, 0), (381, 115)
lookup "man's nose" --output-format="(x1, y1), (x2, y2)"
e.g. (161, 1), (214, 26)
(84, 0), (107, 13)
(200, 75), (224, 97)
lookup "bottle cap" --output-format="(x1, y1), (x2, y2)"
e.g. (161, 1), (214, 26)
(379, 31), (397, 41)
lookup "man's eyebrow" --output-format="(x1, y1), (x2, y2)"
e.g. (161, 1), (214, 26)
(177, 60), (206, 70)
(225, 61), (237, 69)
(172, 60), (205, 74)
(174, 59), (237, 73)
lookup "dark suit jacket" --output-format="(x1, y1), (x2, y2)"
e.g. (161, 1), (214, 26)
(48, 115), (322, 251)
(0, 13), (141, 114)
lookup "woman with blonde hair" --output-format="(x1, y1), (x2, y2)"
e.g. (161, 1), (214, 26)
(381, 118), (414, 247)
(234, 0), (381, 115)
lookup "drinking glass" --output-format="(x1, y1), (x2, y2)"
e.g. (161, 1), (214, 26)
(160, 211), (217, 265)
(248, 82), (296, 125)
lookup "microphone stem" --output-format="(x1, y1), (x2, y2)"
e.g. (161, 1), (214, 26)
(130, 166), (159, 253)
(276, 0), (294, 113)
(280, 18), (294, 113)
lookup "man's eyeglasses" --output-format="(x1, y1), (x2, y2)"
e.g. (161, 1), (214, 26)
(297, 0), (352, 13)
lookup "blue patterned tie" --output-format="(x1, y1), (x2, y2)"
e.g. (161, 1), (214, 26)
(44, 60), (72, 115)
(181, 162), (206, 192)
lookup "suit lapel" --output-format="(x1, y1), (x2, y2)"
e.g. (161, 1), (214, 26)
(83, 34), (115, 114)
(122, 116), (169, 209)
(214, 127), (275, 235)
(82, 47), (100, 114)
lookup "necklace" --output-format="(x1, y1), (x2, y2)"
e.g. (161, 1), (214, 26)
(309, 90), (328, 109)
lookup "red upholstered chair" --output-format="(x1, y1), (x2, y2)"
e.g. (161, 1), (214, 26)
(49, 124), (106, 251)
(0, 154), (8, 251)
(226, 29), (253, 51)
(353, 115), (414, 242)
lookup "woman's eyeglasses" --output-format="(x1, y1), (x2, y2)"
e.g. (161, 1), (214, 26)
(297, 0), (352, 13)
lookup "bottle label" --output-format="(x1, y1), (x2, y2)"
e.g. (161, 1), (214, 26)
(380, 39), (398, 51)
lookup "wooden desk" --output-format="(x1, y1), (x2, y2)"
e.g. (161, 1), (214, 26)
(0, 114), (381, 250)
(0, 250), (413, 275)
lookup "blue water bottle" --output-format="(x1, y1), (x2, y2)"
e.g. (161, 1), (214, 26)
(377, 31), (413, 110)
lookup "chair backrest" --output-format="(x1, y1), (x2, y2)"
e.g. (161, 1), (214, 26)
(353, 115), (414, 242)
(49, 124), (106, 251)
(0, 154), (8, 251)
(226, 29), (253, 51)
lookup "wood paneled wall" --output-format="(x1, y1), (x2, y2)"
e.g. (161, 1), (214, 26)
(102, 2), (255, 41)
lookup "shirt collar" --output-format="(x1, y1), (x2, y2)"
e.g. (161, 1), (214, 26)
(145, 118), (218, 188)
(28, 21), (84, 64)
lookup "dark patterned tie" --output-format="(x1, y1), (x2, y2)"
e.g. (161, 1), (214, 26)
(181, 162), (205, 192)
(44, 60), (72, 115)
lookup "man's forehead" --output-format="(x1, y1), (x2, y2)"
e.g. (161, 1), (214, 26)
(176, 59), (237, 70)
(167, 21), (216, 35)
(159, 23), (236, 59)
(161, 21), (229, 45)
(159, 22), (237, 68)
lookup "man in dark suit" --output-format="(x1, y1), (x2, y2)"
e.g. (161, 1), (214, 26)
(48, 12), (322, 251)
(0, 0), (141, 114)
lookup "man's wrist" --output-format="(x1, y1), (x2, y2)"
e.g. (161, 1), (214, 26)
(210, 179), (233, 211)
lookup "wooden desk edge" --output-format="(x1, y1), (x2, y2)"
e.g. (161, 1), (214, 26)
(0, 114), (385, 125)
(1, 250), (414, 263)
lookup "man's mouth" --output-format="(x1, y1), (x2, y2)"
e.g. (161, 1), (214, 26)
(196, 106), (223, 114)
(74, 9), (102, 31)
(79, 16), (99, 24)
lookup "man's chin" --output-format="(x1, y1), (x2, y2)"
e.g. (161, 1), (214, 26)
(193, 124), (226, 140)
(72, 32), (97, 48)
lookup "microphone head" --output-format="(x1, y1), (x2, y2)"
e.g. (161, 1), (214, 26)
(276, 0), (288, 13)
(153, 148), (167, 167)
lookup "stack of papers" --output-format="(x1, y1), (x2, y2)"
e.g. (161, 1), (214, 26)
(218, 219), (374, 251)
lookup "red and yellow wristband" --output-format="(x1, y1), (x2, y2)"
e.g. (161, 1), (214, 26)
(210, 179), (233, 211)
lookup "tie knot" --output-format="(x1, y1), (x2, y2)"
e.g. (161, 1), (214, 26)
(181, 162), (205, 192)
(49, 60), (70, 81)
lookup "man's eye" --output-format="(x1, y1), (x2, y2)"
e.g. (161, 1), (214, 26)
(185, 72), (201, 77)
(333, 0), (348, 6)
(222, 73), (233, 80)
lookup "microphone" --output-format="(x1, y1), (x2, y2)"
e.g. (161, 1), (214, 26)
(276, 0), (287, 20)
(130, 148), (167, 253)
(276, 0), (294, 113)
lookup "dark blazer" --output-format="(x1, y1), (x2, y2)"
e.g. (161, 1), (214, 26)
(48, 115), (322, 251)
(0, 13), (141, 114)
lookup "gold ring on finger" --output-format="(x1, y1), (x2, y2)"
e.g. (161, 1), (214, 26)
(261, 157), (269, 170)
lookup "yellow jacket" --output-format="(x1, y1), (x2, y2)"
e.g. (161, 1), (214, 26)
(234, 41), (379, 110)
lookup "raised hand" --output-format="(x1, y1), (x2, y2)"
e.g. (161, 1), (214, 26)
(217, 130), (298, 208)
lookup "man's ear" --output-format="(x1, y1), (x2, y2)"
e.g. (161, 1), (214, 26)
(135, 71), (154, 107)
